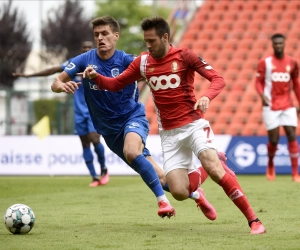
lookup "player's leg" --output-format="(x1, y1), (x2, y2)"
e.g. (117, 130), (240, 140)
(161, 125), (216, 220)
(198, 151), (236, 185)
(103, 120), (175, 218)
(284, 126), (300, 182)
(79, 134), (99, 186)
(281, 107), (300, 182)
(194, 119), (265, 234)
(146, 156), (167, 187)
(123, 131), (175, 218)
(263, 107), (281, 181)
(89, 131), (109, 185)
(75, 117), (100, 186)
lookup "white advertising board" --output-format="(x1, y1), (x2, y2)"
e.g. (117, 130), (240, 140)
(0, 135), (231, 176)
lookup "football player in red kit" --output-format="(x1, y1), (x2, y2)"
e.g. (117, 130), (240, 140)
(71, 17), (266, 234)
(256, 33), (300, 183)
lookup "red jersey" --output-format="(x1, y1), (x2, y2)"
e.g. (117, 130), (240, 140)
(255, 54), (300, 110)
(94, 45), (225, 130)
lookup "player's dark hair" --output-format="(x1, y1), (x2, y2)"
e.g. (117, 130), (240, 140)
(91, 16), (120, 33)
(271, 33), (285, 41)
(140, 17), (170, 41)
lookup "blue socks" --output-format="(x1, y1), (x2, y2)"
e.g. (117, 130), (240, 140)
(94, 143), (106, 171)
(83, 147), (97, 179)
(131, 154), (164, 197)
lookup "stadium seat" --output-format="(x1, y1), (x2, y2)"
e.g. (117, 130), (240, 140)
(274, 21), (292, 33)
(252, 10), (267, 22)
(272, 1), (288, 12)
(218, 20), (233, 31)
(266, 12), (282, 23)
(230, 112), (248, 125)
(259, 0), (273, 11)
(174, 0), (300, 137)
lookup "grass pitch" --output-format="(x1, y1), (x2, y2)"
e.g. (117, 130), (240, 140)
(0, 175), (300, 250)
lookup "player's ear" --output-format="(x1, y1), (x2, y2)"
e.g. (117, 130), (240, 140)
(162, 33), (168, 43)
(114, 32), (120, 41)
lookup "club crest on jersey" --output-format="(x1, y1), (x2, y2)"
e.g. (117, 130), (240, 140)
(148, 68), (155, 73)
(272, 64), (276, 70)
(171, 61), (178, 72)
(111, 68), (120, 78)
(286, 65), (291, 72)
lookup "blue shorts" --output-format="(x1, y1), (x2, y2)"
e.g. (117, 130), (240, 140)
(74, 115), (96, 136)
(103, 116), (151, 168)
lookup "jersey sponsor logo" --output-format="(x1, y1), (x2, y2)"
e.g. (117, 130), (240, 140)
(111, 68), (120, 78)
(89, 83), (99, 90)
(148, 74), (180, 90)
(271, 72), (290, 82)
(65, 62), (75, 70)
(88, 64), (98, 69)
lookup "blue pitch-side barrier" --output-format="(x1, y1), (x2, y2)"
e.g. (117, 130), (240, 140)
(225, 136), (300, 174)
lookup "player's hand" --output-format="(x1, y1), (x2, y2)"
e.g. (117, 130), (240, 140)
(297, 106), (300, 117)
(61, 81), (80, 94)
(81, 66), (98, 80)
(194, 96), (210, 113)
(261, 94), (269, 106)
(12, 73), (27, 78)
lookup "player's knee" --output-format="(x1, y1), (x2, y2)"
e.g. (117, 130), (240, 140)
(123, 146), (141, 163)
(171, 189), (188, 201)
(205, 162), (225, 182)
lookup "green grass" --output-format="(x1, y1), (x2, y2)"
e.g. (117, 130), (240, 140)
(0, 175), (300, 250)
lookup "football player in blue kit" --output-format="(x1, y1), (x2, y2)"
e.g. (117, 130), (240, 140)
(13, 41), (108, 187)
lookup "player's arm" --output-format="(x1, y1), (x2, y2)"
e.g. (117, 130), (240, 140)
(82, 57), (143, 92)
(12, 66), (63, 78)
(255, 60), (269, 106)
(185, 50), (225, 111)
(51, 71), (79, 94)
(291, 61), (300, 114)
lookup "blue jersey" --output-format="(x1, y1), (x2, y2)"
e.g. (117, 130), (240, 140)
(64, 49), (145, 136)
(61, 59), (90, 119)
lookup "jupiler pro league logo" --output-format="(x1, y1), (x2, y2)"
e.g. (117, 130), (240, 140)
(227, 141), (256, 169)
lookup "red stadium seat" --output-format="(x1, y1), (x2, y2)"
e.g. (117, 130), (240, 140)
(177, 0), (300, 137)
(230, 112), (248, 125)
(272, 1), (288, 12)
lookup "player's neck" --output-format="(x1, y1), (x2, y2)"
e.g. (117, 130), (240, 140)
(274, 52), (284, 59)
(97, 49), (115, 60)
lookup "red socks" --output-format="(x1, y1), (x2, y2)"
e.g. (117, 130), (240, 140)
(288, 140), (299, 176)
(198, 167), (209, 185)
(218, 173), (257, 222)
(267, 142), (277, 167)
(188, 170), (200, 195)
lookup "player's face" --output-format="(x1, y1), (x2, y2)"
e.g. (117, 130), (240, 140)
(272, 37), (285, 55)
(81, 41), (93, 53)
(144, 28), (167, 59)
(93, 25), (119, 53)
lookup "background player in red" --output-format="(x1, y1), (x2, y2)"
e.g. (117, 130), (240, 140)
(78, 16), (266, 234)
(255, 33), (300, 183)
